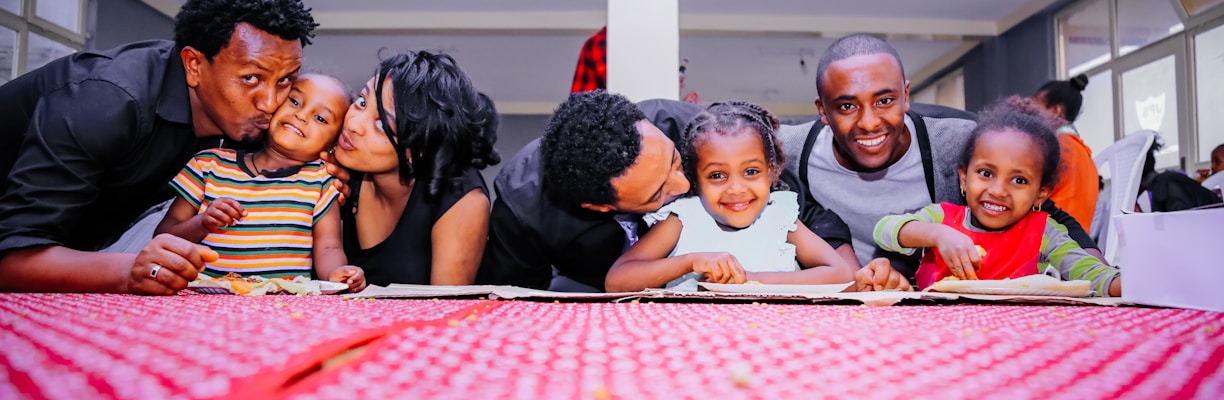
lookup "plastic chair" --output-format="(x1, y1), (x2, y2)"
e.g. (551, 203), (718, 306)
(1091, 130), (1156, 265)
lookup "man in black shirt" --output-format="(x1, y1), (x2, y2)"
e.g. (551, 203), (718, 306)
(477, 92), (878, 291)
(0, 0), (317, 294)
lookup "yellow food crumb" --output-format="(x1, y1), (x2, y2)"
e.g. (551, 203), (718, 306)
(747, 323), (758, 329)
(729, 364), (753, 388)
(776, 309), (785, 314)
(1059, 313), (1067, 318)
(975, 245), (987, 257)
(290, 311), (303, 319)
(1029, 322), (1039, 328)
(1086, 329), (1096, 336)
(592, 386), (612, 400)
(466, 315), (477, 321)
(630, 299), (640, 304)
(963, 328), (973, 336)
(767, 321), (776, 327)
(751, 302), (760, 306)
(804, 328), (816, 336)
(853, 312), (864, 319)
(447, 319), (460, 327)
(1205, 326), (1218, 334)
(432, 298), (440, 303)
(717, 316), (728, 323)
(274, 303), (286, 309)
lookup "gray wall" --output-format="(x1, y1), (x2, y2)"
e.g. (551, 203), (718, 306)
(86, 0), (174, 51)
(961, 0), (1076, 112)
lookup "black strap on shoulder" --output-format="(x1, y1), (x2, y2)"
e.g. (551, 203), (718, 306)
(799, 120), (822, 189)
(908, 111), (937, 203)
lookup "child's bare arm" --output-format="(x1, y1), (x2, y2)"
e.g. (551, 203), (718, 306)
(745, 221), (856, 285)
(606, 216), (747, 292)
(155, 197), (243, 243)
(898, 221), (980, 280)
(312, 206), (364, 291)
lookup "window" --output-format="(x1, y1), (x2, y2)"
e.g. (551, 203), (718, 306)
(1059, 0), (1111, 76)
(1121, 55), (1180, 169)
(0, 0), (85, 78)
(1077, 69), (1115, 156)
(1057, 0), (1224, 172)
(1117, 0), (1184, 56)
(1195, 23), (1224, 163)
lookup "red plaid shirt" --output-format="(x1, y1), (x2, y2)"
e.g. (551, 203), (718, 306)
(570, 27), (606, 93)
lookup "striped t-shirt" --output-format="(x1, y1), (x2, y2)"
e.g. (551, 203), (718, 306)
(169, 149), (340, 278)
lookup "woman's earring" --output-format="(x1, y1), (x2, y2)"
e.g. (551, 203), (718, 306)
(1032, 203), (1041, 212)
(960, 188), (966, 198)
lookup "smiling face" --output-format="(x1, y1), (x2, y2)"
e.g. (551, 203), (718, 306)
(266, 74), (350, 162)
(183, 23), (303, 143)
(816, 53), (912, 172)
(693, 130), (772, 229)
(959, 128), (1053, 230)
(334, 76), (402, 174)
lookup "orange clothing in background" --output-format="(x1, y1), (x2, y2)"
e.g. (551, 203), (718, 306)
(1050, 131), (1098, 229)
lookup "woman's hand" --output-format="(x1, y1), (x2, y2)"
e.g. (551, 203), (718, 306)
(854, 258), (913, 292)
(934, 228), (981, 280)
(202, 198), (245, 231)
(321, 151), (351, 205)
(329, 265), (366, 293)
(687, 252), (747, 284)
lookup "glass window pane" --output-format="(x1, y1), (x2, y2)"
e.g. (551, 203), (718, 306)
(1077, 70), (1115, 159)
(1118, 0), (1184, 57)
(1196, 23), (1224, 163)
(0, 0), (20, 15)
(26, 33), (74, 72)
(1060, 0), (1111, 77)
(36, 0), (82, 33)
(0, 26), (13, 84)
(1121, 54), (1179, 170)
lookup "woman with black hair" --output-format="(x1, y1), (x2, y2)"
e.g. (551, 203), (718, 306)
(1032, 74), (1099, 230)
(333, 51), (500, 286)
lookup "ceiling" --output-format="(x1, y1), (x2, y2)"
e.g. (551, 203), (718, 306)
(145, 0), (1058, 115)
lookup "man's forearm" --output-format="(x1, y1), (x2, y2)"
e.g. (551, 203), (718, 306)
(0, 245), (134, 293)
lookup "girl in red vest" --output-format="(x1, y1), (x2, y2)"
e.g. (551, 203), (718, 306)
(873, 98), (1121, 296)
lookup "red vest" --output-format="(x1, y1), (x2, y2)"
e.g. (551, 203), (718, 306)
(915, 203), (1047, 290)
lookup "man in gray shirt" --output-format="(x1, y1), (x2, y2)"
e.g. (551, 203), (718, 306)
(777, 34), (1100, 279)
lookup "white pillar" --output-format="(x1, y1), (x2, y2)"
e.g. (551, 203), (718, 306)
(606, 0), (679, 102)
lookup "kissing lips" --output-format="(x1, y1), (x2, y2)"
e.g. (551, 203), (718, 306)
(337, 132), (357, 151)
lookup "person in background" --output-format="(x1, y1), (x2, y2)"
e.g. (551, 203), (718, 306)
(1032, 74), (1099, 228)
(1199, 144), (1224, 197)
(1138, 138), (1222, 212)
(875, 98), (1120, 296)
(570, 27), (607, 93)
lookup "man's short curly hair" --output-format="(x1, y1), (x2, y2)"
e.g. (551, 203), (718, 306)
(541, 90), (646, 206)
(174, 0), (318, 60)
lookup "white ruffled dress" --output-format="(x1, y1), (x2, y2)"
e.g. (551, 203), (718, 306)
(643, 191), (802, 291)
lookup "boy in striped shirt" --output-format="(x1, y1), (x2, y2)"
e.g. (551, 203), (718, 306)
(156, 74), (365, 292)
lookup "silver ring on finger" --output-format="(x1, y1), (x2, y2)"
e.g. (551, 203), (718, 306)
(150, 264), (163, 279)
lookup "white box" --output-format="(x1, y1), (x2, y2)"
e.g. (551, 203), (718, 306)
(1113, 207), (1224, 312)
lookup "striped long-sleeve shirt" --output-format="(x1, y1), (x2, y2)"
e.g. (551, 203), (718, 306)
(874, 203), (1120, 296)
(169, 149), (340, 278)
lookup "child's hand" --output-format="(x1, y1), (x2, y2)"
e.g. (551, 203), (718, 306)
(202, 198), (246, 231)
(687, 252), (747, 284)
(934, 228), (981, 280)
(329, 265), (366, 293)
(855, 258), (913, 292)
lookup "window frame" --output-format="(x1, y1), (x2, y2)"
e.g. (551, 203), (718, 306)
(0, 0), (87, 81)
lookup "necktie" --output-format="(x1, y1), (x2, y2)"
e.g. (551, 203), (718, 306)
(612, 213), (640, 252)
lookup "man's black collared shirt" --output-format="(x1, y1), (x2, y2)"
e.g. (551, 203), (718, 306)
(0, 40), (204, 253)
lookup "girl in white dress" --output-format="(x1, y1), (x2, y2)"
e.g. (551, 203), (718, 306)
(606, 101), (858, 291)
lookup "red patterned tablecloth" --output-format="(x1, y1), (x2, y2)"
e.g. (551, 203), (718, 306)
(2, 294), (1222, 399)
